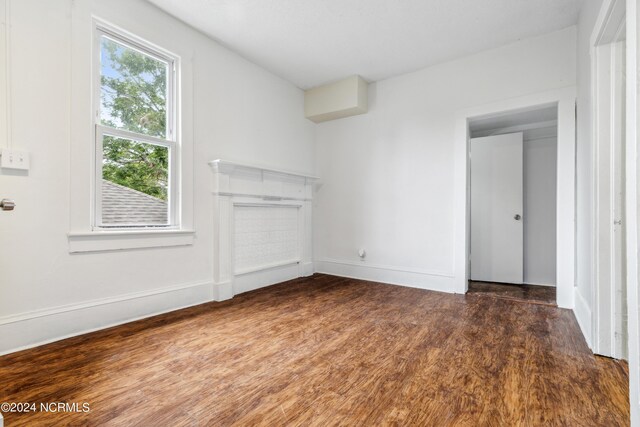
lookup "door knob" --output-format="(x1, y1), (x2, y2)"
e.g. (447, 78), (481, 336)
(514, 214), (521, 220)
(0, 199), (15, 211)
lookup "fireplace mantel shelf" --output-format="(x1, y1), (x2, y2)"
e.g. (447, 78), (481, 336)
(209, 159), (319, 181)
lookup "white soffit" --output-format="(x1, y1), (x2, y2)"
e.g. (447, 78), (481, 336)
(469, 105), (559, 139)
(304, 75), (368, 123)
(147, 0), (581, 89)
(469, 105), (559, 133)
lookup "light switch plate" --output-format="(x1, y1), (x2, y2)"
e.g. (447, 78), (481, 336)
(1, 149), (30, 171)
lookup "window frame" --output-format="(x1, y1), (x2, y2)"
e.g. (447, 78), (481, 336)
(92, 20), (180, 230)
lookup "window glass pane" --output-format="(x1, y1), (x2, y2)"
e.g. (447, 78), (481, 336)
(100, 35), (168, 138)
(101, 135), (169, 226)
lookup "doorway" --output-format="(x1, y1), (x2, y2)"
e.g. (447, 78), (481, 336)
(453, 87), (576, 308)
(467, 106), (558, 303)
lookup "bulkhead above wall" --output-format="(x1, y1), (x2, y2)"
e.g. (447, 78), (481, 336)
(304, 75), (368, 123)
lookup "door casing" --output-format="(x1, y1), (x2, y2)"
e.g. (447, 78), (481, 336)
(591, 0), (628, 361)
(454, 87), (577, 309)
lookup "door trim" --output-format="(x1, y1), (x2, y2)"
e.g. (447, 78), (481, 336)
(624, 0), (639, 423)
(590, 0), (627, 359)
(453, 86), (577, 309)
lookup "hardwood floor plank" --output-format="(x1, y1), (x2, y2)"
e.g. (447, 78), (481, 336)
(468, 281), (557, 305)
(0, 274), (629, 426)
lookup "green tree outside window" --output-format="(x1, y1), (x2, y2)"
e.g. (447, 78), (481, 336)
(100, 37), (169, 201)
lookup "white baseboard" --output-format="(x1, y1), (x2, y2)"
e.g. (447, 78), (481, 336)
(0, 260), (316, 356)
(573, 287), (592, 349)
(213, 281), (234, 302)
(0, 281), (214, 356)
(299, 261), (314, 277)
(315, 259), (455, 293)
(233, 261), (312, 295)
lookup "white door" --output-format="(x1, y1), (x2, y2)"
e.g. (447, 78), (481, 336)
(470, 133), (524, 284)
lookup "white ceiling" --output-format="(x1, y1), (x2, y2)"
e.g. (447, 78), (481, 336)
(147, 0), (582, 90)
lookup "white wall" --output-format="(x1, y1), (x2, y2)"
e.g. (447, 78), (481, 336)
(524, 137), (557, 286)
(314, 28), (576, 291)
(0, 0), (315, 354)
(574, 0), (604, 347)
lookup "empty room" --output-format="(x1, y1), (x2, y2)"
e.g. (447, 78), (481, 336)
(0, 0), (639, 425)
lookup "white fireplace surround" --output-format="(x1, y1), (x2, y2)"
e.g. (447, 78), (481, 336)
(209, 160), (318, 300)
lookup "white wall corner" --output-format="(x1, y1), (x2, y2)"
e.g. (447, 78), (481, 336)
(453, 114), (471, 295)
(300, 261), (315, 277)
(573, 286), (593, 349)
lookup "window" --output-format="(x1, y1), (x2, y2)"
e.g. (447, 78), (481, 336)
(94, 22), (179, 229)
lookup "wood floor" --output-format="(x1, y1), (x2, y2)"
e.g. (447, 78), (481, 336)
(0, 274), (629, 426)
(468, 281), (557, 306)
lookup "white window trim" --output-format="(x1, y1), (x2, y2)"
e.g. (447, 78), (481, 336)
(68, 229), (195, 253)
(67, 16), (193, 253)
(93, 19), (180, 230)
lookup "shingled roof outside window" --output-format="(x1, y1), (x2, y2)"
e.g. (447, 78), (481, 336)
(101, 179), (168, 225)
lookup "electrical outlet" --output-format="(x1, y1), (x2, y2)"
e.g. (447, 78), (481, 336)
(1, 149), (30, 171)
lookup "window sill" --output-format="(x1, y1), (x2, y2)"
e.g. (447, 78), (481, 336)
(67, 229), (195, 253)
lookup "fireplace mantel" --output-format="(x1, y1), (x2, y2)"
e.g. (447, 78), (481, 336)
(209, 159), (319, 181)
(209, 160), (317, 301)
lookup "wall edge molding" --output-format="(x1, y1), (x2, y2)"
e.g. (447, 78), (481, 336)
(0, 280), (212, 325)
(574, 287), (593, 349)
(0, 281), (214, 356)
(316, 258), (454, 278)
(213, 281), (233, 302)
(315, 259), (455, 293)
